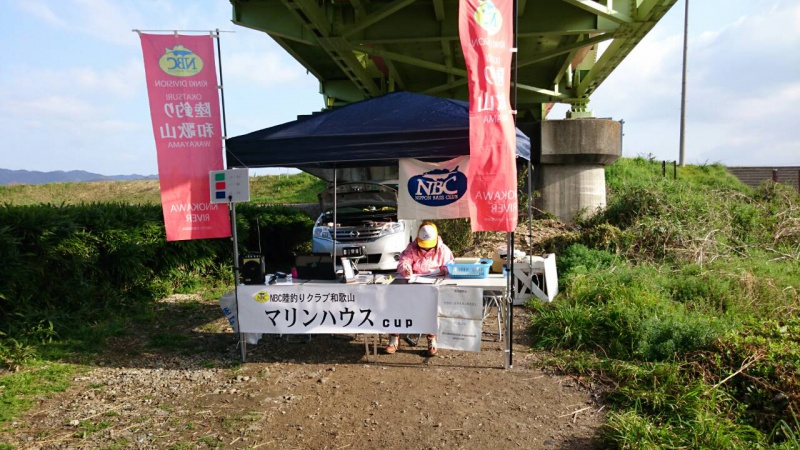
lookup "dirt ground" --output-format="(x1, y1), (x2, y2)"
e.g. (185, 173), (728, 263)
(1, 291), (606, 450)
(2, 222), (607, 449)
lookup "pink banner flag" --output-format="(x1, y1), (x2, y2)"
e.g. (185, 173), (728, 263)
(459, 0), (518, 232)
(139, 33), (231, 241)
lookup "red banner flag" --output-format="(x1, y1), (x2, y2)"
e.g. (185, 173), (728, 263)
(139, 33), (231, 241)
(459, 0), (518, 232)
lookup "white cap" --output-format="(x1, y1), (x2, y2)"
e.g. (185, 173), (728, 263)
(417, 224), (438, 249)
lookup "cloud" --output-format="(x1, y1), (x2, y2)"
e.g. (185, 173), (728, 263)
(581, 2), (800, 166)
(16, 1), (66, 27)
(2, 95), (96, 119)
(5, 60), (145, 102)
(14, 0), (146, 46)
(1, 109), (154, 174)
(15, 0), (234, 48)
(690, 3), (800, 94)
(224, 51), (312, 86)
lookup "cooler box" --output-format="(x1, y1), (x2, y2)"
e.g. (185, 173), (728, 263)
(491, 246), (526, 273)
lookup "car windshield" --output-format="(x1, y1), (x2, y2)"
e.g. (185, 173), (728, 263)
(318, 206), (397, 223)
(318, 182), (397, 211)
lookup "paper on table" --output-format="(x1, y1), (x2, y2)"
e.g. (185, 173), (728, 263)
(419, 267), (446, 277)
(409, 275), (437, 284)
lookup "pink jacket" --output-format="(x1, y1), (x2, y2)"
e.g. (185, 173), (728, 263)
(396, 240), (454, 277)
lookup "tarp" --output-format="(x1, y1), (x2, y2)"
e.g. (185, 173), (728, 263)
(225, 91), (530, 169)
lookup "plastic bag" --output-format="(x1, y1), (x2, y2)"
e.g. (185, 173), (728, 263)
(219, 291), (261, 345)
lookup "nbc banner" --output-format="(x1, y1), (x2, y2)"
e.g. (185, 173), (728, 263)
(459, 0), (518, 232)
(398, 156), (471, 220)
(139, 33), (231, 241)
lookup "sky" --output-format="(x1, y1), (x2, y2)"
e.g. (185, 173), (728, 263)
(0, 0), (797, 177)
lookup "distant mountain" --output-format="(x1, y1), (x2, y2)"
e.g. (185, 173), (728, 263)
(0, 169), (158, 186)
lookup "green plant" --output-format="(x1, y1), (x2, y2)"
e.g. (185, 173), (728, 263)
(436, 218), (473, 256)
(0, 361), (76, 422)
(528, 157), (800, 447)
(531, 266), (728, 363)
(0, 172), (324, 206)
(556, 243), (618, 278)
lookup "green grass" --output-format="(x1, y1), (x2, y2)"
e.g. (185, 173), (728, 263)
(2, 157), (799, 448)
(72, 420), (112, 438)
(0, 361), (77, 422)
(531, 156), (800, 448)
(0, 172), (325, 205)
(249, 172), (326, 203)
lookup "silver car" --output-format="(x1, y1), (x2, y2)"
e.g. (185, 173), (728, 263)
(312, 182), (419, 271)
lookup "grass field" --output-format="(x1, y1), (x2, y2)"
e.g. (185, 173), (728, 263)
(1, 161), (799, 448)
(0, 172), (325, 205)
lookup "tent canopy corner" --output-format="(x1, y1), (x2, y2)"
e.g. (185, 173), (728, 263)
(225, 91), (530, 170)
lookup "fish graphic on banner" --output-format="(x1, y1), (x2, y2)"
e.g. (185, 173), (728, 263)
(139, 33), (231, 241)
(398, 157), (470, 220)
(459, 0), (518, 232)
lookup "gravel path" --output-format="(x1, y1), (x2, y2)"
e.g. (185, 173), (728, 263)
(2, 293), (606, 450)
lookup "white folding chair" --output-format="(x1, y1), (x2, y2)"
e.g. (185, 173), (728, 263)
(482, 290), (505, 341)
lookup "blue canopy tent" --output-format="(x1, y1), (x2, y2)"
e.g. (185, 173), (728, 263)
(225, 90), (530, 368)
(225, 91), (530, 169)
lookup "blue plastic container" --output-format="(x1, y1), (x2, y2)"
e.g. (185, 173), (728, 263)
(445, 258), (493, 279)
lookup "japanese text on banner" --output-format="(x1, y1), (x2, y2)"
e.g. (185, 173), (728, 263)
(459, 0), (518, 232)
(236, 284), (439, 335)
(139, 33), (231, 241)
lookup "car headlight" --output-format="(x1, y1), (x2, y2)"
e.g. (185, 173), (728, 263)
(378, 221), (405, 237)
(313, 227), (331, 239)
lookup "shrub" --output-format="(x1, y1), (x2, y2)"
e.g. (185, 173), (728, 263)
(556, 243), (618, 278)
(436, 218), (473, 256)
(530, 157), (800, 447)
(695, 318), (800, 436)
(635, 311), (723, 361)
(530, 264), (728, 362)
(0, 202), (315, 368)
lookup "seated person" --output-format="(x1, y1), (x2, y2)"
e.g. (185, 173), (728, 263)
(385, 222), (454, 357)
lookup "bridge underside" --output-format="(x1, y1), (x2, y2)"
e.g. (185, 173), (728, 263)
(229, 0), (677, 120)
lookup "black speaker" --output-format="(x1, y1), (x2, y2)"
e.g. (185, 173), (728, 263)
(240, 253), (265, 285)
(294, 254), (337, 280)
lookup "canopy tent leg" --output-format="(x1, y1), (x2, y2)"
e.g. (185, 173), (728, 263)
(228, 200), (247, 362)
(505, 231), (514, 369)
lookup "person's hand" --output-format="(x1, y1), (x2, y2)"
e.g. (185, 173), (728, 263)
(397, 266), (412, 277)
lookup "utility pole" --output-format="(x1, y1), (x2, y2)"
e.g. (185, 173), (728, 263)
(678, 0), (689, 167)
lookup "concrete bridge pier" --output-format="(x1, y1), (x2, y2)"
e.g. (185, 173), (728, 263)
(536, 119), (622, 223)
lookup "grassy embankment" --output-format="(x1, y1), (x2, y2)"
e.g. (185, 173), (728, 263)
(0, 173), (323, 428)
(2, 162), (799, 448)
(531, 156), (800, 448)
(0, 172), (325, 205)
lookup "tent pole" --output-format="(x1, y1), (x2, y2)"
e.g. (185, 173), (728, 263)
(217, 32), (242, 360)
(214, 29), (230, 169)
(229, 199), (246, 362)
(332, 165), (337, 273)
(528, 160), (533, 257)
(503, 0), (520, 371)
(505, 231), (514, 369)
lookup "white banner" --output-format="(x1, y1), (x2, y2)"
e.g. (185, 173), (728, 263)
(236, 284), (439, 334)
(398, 156), (471, 220)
